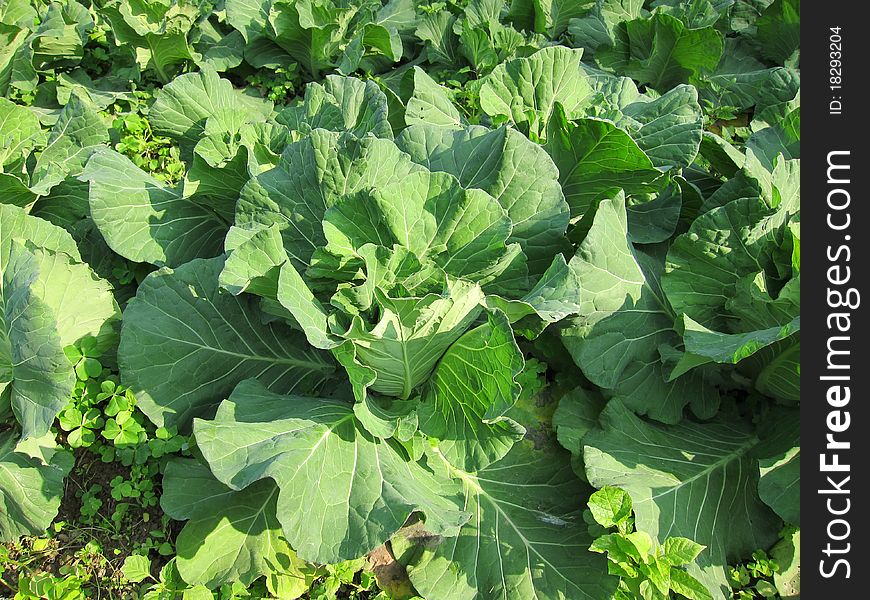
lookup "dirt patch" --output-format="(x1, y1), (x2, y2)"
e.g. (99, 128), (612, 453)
(56, 449), (155, 556)
(2, 448), (177, 598)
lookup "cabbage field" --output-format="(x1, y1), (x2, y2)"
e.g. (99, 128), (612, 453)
(0, 1), (800, 599)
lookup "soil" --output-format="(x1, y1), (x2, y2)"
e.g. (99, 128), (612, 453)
(2, 447), (179, 598)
